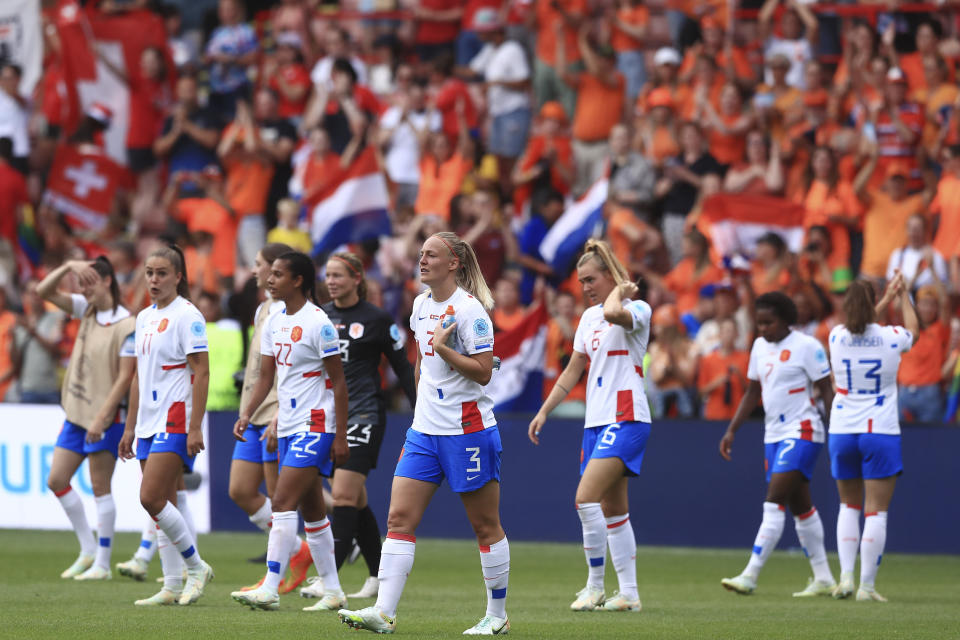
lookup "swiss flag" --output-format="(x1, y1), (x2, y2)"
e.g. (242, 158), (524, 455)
(43, 145), (133, 231)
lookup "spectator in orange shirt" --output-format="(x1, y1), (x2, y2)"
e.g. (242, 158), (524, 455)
(751, 231), (792, 296)
(898, 283), (950, 422)
(653, 228), (724, 315)
(913, 56), (959, 156)
(533, 0), (586, 119)
(796, 225), (850, 294)
(0, 288), (16, 401)
(697, 317), (749, 420)
(635, 87), (679, 168)
(931, 144), (960, 269)
(699, 82), (755, 167)
(834, 20), (879, 96)
(799, 146), (861, 275)
(560, 26), (625, 195)
(723, 130), (784, 195)
(680, 17), (755, 90)
(512, 101), (574, 214)
(896, 19), (954, 93)
(636, 48), (690, 117)
(610, 0), (650, 104)
(677, 54), (725, 120)
(414, 108), (473, 221)
(492, 277), (525, 332)
(412, 0), (463, 62)
(647, 303), (698, 418)
(543, 290), (586, 415)
(265, 32), (312, 126)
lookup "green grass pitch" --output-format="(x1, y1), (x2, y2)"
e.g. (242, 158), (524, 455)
(2, 531), (958, 639)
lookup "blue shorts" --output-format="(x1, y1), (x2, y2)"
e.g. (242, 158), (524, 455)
(830, 433), (903, 480)
(136, 433), (195, 471)
(277, 432), (335, 477)
(764, 439), (823, 483)
(580, 422), (651, 477)
(56, 421), (124, 458)
(232, 424), (279, 464)
(394, 427), (502, 494)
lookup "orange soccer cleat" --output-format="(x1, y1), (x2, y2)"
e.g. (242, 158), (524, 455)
(278, 540), (312, 594)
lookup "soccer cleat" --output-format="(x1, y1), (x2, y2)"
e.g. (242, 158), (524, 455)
(463, 615), (510, 635)
(338, 606), (397, 634)
(832, 572), (855, 599)
(74, 565), (112, 581)
(570, 585), (605, 611)
(231, 585), (280, 611)
(792, 578), (836, 598)
(278, 540), (312, 594)
(134, 588), (181, 606)
(348, 576), (380, 599)
(721, 574), (757, 595)
(239, 575), (266, 592)
(178, 561), (214, 605)
(300, 576), (325, 598)
(302, 590), (347, 611)
(116, 557), (149, 581)
(601, 592), (642, 612)
(61, 554), (94, 579)
(856, 587), (888, 602)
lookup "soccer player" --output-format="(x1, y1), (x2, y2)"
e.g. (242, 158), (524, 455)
(39, 258), (136, 580)
(828, 274), (918, 601)
(230, 251), (350, 611)
(306, 252), (415, 603)
(230, 243), (314, 594)
(337, 232), (509, 635)
(528, 239), (651, 613)
(719, 292), (837, 597)
(118, 245), (214, 606)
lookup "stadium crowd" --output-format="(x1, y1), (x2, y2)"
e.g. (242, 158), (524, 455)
(3, 0), (960, 423)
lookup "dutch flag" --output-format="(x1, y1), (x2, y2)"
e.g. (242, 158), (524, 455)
(539, 179), (608, 277)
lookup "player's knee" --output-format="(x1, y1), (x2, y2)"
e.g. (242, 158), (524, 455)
(386, 508), (414, 534)
(228, 481), (254, 507)
(90, 477), (111, 497)
(331, 487), (361, 507)
(139, 488), (165, 515)
(47, 474), (68, 494)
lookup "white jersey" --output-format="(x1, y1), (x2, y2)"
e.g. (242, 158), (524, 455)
(828, 323), (912, 435)
(410, 287), (496, 436)
(747, 330), (830, 443)
(573, 300), (652, 428)
(260, 301), (340, 438)
(134, 296), (208, 438)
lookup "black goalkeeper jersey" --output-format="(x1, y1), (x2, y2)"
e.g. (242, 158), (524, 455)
(321, 299), (416, 425)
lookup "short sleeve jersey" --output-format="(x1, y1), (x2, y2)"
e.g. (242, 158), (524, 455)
(747, 330), (831, 443)
(828, 323), (912, 436)
(410, 288), (496, 436)
(573, 300), (652, 428)
(134, 297), (208, 438)
(260, 301), (340, 438)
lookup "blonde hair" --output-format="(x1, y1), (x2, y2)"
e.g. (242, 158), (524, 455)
(330, 251), (368, 300)
(576, 239), (629, 285)
(431, 232), (495, 309)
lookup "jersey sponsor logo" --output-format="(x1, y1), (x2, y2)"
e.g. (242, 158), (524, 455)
(321, 324), (337, 342)
(291, 326), (303, 342)
(349, 322), (364, 339)
(779, 349), (791, 362)
(190, 321), (205, 337)
(158, 318), (169, 333)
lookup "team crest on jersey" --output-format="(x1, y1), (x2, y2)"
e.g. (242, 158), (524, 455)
(349, 322), (364, 339)
(291, 326), (303, 342)
(779, 349), (791, 362)
(158, 318), (169, 333)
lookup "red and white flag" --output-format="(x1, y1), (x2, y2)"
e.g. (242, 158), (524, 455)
(485, 303), (549, 412)
(695, 193), (807, 260)
(43, 145), (133, 231)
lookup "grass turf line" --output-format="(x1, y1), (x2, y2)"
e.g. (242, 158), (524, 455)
(1, 531), (958, 639)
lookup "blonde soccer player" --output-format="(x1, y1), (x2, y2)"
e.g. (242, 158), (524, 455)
(719, 291), (837, 597)
(338, 232), (509, 635)
(118, 245), (214, 606)
(529, 239), (652, 613)
(40, 257), (136, 580)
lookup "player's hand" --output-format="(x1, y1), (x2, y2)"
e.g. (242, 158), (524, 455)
(187, 429), (205, 457)
(262, 418), (278, 453)
(118, 431), (135, 460)
(85, 420), (105, 444)
(617, 281), (639, 299)
(331, 435), (350, 467)
(528, 412), (546, 445)
(432, 317), (456, 351)
(233, 415), (249, 441)
(719, 429), (735, 461)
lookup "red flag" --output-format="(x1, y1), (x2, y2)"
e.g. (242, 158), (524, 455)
(695, 193), (808, 260)
(43, 145), (133, 231)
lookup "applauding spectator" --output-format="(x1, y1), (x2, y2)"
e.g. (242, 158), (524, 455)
(696, 317), (749, 420)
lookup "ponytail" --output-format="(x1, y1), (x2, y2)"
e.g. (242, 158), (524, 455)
(431, 232), (494, 309)
(277, 251), (318, 304)
(149, 244), (190, 300)
(90, 255), (121, 312)
(330, 251), (368, 300)
(576, 238), (629, 285)
(843, 280), (876, 335)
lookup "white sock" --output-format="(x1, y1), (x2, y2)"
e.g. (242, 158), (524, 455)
(744, 502), (786, 579)
(860, 511), (888, 590)
(264, 510), (297, 592)
(479, 537), (509, 619)
(157, 528), (183, 591)
(795, 508), (833, 583)
(249, 497), (272, 532)
(837, 503), (861, 575)
(153, 502), (201, 569)
(134, 515), (157, 563)
(177, 490), (198, 551)
(305, 518), (341, 592)
(375, 533), (416, 618)
(55, 486), (96, 556)
(93, 494), (116, 570)
(576, 503), (606, 590)
(605, 514), (638, 600)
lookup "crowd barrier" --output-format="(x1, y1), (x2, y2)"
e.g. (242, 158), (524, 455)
(2, 406), (955, 554)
